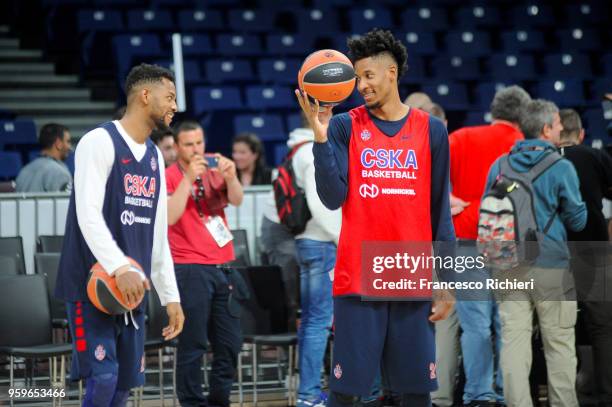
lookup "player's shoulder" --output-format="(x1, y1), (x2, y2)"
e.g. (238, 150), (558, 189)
(427, 113), (448, 144)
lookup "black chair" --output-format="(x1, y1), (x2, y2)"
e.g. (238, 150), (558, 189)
(0, 255), (19, 276)
(144, 288), (178, 407)
(236, 266), (297, 407)
(34, 253), (68, 332)
(37, 235), (65, 253)
(0, 275), (72, 402)
(0, 236), (26, 274)
(231, 229), (252, 267)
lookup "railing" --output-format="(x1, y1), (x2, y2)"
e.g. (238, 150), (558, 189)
(0, 186), (273, 274)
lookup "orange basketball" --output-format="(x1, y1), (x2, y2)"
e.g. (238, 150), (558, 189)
(298, 49), (356, 106)
(87, 257), (145, 315)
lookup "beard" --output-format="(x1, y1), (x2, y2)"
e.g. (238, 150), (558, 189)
(153, 115), (171, 132)
(365, 100), (381, 109)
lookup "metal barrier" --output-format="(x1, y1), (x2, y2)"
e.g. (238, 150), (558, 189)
(0, 186), (273, 274)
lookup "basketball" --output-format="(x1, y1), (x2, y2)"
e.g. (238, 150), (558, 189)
(297, 49), (356, 106)
(87, 257), (145, 315)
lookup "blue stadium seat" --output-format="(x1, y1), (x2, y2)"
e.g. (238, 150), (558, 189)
(463, 111), (493, 127)
(177, 9), (224, 31)
(400, 7), (448, 31)
(332, 33), (359, 54)
(543, 53), (592, 78)
(265, 34), (313, 56)
(421, 82), (469, 110)
(294, 9), (339, 35)
(150, 0), (193, 7)
(0, 120), (37, 145)
(583, 108), (609, 139)
(400, 55), (426, 82)
(245, 86), (294, 110)
(77, 10), (123, 32)
(397, 31), (437, 55)
(28, 150), (41, 163)
(601, 54), (612, 77)
(487, 54), (537, 80)
(286, 112), (302, 132)
(228, 9), (276, 32)
(311, 0), (352, 7)
(556, 29), (601, 52)
(500, 30), (545, 53)
(273, 143), (289, 166)
(510, 4), (554, 28)
(233, 114), (285, 141)
(564, 3), (607, 27)
(444, 31), (491, 57)
(204, 59), (254, 83)
(431, 56), (480, 80)
(153, 59), (202, 83)
(113, 34), (163, 79)
(126, 9), (175, 31)
(455, 6), (501, 28)
(536, 80), (585, 107)
(590, 79), (612, 102)
(192, 86), (243, 115)
(348, 8), (393, 33)
(177, 34), (213, 57)
(257, 58), (301, 85)
(0, 152), (22, 180)
(474, 82), (513, 110)
(216, 34), (262, 56)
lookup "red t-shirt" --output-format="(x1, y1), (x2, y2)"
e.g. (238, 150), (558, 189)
(166, 163), (235, 265)
(449, 122), (523, 239)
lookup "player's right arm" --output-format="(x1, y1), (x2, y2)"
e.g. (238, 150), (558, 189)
(75, 129), (145, 305)
(295, 90), (350, 210)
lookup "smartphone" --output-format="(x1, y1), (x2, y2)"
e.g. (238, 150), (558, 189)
(205, 154), (219, 168)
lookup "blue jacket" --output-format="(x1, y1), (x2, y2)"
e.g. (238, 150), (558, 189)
(485, 139), (587, 267)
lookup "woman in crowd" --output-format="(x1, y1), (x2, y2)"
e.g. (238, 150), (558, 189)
(232, 132), (272, 186)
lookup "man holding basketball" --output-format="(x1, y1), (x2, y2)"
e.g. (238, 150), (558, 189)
(56, 63), (184, 407)
(295, 29), (455, 407)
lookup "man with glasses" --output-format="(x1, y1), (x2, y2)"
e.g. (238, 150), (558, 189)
(166, 120), (244, 407)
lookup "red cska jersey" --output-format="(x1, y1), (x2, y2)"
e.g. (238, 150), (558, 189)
(333, 106), (433, 296)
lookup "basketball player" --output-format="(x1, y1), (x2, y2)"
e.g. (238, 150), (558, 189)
(295, 30), (454, 407)
(55, 63), (184, 407)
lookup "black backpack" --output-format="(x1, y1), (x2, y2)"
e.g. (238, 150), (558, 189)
(273, 141), (313, 235)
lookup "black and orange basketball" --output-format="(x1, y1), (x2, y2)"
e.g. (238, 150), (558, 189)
(298, 49), (356, 106)
(87, 258), (145, 315)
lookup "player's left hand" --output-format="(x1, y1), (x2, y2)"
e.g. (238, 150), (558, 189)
(215, 154), (237, 181)
(163, 302), (185, 340)
(429, 289), (454, 322)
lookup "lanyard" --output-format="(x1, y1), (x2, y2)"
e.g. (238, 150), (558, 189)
(178, 164), (206, 218)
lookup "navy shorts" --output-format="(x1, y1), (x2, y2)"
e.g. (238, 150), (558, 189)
(66, 298), (147, 390)
(330, 297), (437, 396)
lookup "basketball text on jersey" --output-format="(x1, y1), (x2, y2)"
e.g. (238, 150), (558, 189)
(124, 173), (156, 208)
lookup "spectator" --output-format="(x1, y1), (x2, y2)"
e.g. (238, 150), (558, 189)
(150, 128), (176, 167)
(449, 86), (532, 406)
(232, 132), (272, 186)
(404, 91), (433, 109)
(557, 109), (612, 406)
(484, 99), (587, 407)
(166, 120), (244, 407)
(291, 119), (342, 407)
(422, 102), (447, 128)
(15, 123), (73, 192)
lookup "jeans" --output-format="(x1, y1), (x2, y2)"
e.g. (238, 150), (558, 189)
(455, 300), (504, 404)
(175, 264), (242, 407)
(296, 238), (336, 401)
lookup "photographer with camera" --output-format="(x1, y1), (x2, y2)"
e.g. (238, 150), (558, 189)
(166, 120), (244, 407)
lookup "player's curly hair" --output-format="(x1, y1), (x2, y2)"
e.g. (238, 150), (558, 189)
(124, 63), (175, 96)
(347, 29), (408, 79)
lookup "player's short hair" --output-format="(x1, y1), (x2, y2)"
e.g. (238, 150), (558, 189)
(559, 109), (582, 141)
(39, 123), (69, 150)
(124, 63), (175, 96)
(490, 85), (531, 123)
(347, 29), (408, 79)
(520, 99), (559, 140)
(173, 120), (203, 142)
